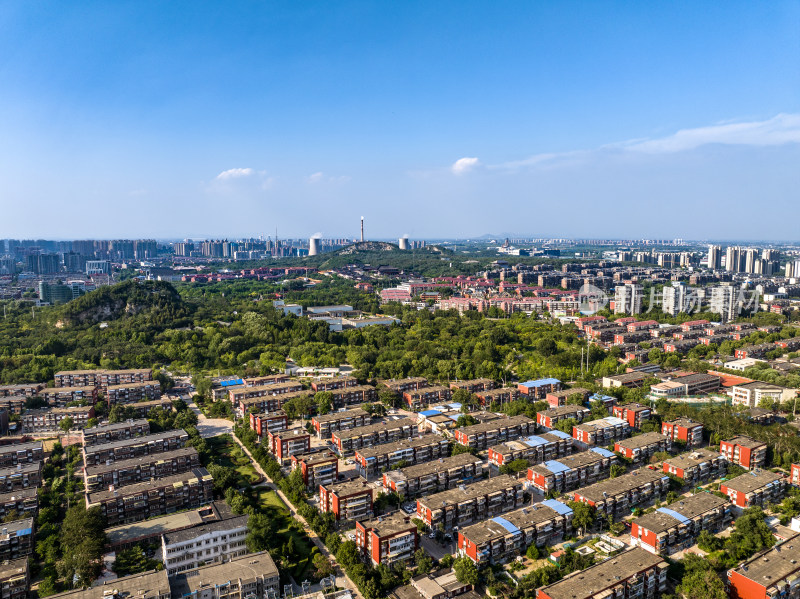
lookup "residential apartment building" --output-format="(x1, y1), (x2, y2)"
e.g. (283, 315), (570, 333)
(124, 398), (175, 418)
(536, 547), (667, 599)
(662, 449), (727, 485)
(487, 430), (573, 468)
(573, 469), (670, 520)
(170, 552), (280, 599)
(727, 534), (800, 599)
(611, 403), (652, 429)
(0, 463), (42, 492)
(536, 405), (591, 430)
(267, 429), (310, 461)
(0, 518), (34, 562)
(43, 570), (170, 599)
(458, 499), (573, 565)
(0, 558), (29, 599)
(311, 376), (359, 392)
(615, 433), (670, 464)
(228, 382), (304, 405)
(526, 448), (618, 494)
(0, 397), (25, 416)
(319, 479), (374, 521)
(312, 408), (372, 438)
(614, 284), (643, 314)
(403, 386), (452, 410)
(355, 511), (419, 566)
(601, 372), (648, 389)
(329, 385), (379, 408)
(105, 381), (162, 405)
(83, 430), (189, 466)
(331, 418), (417, 453)
(416, 475), (524, 529)
(661, 418), (703, 447)
(161, 514), (249, 576)
(545, 388), (591, 408)
(54, 369), (153, 390)
(381, 378), (429, 396)
(731, 381), (796, 408)
(720, 436), (767, 470)
(248, 411), (289, 438)
(517, 378), (561, 399)
(449, 379), (496, 394)
(82, 419), (150, 445)
(475, 387), (519, 407)
(382, 453), (487, 498)
(0, 384), (42, 398)
(84, 447), (201, 492)
(453, 415), (536, 450)
(630, 492), (730, 554)
(572, 416), (630, 448)
(354, 435), (450, 478)
(22, 405), (95, 433)
(0, 442), (44, 468)
(39, 386), (97, 407)
(291, 452), (339, 489)
(0, 488), (38, 520)
(86, 467), (214, 526)
(720, 471), (787, 509)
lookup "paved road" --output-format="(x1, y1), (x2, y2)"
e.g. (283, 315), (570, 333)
(230, 434), (364, 599)
(183, 395), (235, 438)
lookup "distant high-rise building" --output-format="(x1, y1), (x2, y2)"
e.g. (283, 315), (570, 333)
(662, 283), (689, 316)
(0, 256), (17, 275)
(786, 260), (800, 279)
(743, 248), (759, 274)
(725, 246), (742, 273)
(26, 253), (60, 275)
(173, 242), (194, 257)
(86, 260), (111, 275)
(614, 283), (643, 314)
(134, 239), (158, 260)
(707, 245), (722, 270)
(62, 252), (86, 272)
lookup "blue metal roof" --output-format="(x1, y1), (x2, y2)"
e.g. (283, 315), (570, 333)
(590, 447), (616, 458)
(520, 378), (561, 388)
(590, 393), (615, 401)
(522, 435), (547, 448)
(543, 459), (571, 474)
(547, 430), (573, 440)
(656, 507), (691, 525)
(448, 403), (463, 410)
(541, 499), (574, 516)
(220, 378), (244, 387)
(419, 410), (441, 417)
(492, 517), (520, 534)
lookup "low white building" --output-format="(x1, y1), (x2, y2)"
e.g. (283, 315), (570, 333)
(161, 514), (249, 576)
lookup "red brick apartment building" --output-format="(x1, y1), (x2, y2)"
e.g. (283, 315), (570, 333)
(328, 385), (378, 408)
(487, 430), (573, 467)
(354, 435), (450, 478)
(54, 368), (153, 389)
(449, 379), (496, 394)
(527, 448), (618, 494)
(727, 534), (800, 599)
(403, 386), (452, 410)
(627, 320), (659, 332)
(573, 469), (670, 520)
(267, 429), (310, 461)
(545, 388), (591, 408)
(311, 376), (359, 392)
(661, 418), (703, 447)
(792, 463), (800, 486)
(475, 387), (519, 407)
(536, 405), (591, 429)
(719, 435), (767, 470)
(572, 416), (630, 447)
(452, 415), (536, 450)
(662, 449), (727, 485)
(720, 471), (787, 509)
(382, 453), (487, 498)
(228, 381), (304, 404)
(331, 418), (417, 453)
(82, 419), (150, 445)
(615, 433), (670, 464)
(611, 403), (651, 429)
(630, 492), (730, 555)
(249, 411), (289, 438)
(416, 475), (524, 529)
(536, 548), (668, 599)
(355, 511), (418, 566)
(380, 377), (429, 395)
(40, 386), (97, 407)
(83, 430), (189, 466)
(0, 384), (43, 397)
(517, 378), (562, 399)
(458, 500), (573, 565)
(311, 408), (371, 438)
(105, 381), (162, 405)
(319, 479), (374, 521)
(680, 319), (709, 331)
(291, 451), (338, 489)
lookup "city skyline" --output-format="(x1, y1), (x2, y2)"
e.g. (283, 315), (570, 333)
(1, 2), (798, 239)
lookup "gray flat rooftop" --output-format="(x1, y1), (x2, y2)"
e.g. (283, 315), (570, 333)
(632, 492), (728, 534)
(664, 449), (722, 471)
(0, 441), (43, 454)
(723, 470), (782, 494)
(729, 534), (800, 591)
(333, 418), (416, 440)
(384, 453), (483, 481)
(162, 514), (249, 545)
(575, 469), (665, 502)
(456, 415), (533, 435)
(170, 551), (278, 597)
(49, 570), (170, 599)
(84, 430), (188, 454)
(529, 450), (609, 476)
(105, 501), (233, 546)
(84, 447), (198, 477)
(616, 432), (668, 450)
(355, 435), (448, 459)
(460, 502), (563, 545)
(357, 511), (417, 537)
(418, 474), (520, 508)
(313, 408), (370, 423)
(87, 467), (211, 503)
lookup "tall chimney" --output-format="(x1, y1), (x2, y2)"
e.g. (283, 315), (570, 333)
(360, 217), (364, 242)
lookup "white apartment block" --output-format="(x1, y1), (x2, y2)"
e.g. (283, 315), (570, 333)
(161, 515), (249, 576)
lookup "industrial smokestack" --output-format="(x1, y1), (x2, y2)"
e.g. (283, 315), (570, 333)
(360, 217), (364, 242)
(398, 236), (409, 250)
(309, 235), (321, 256)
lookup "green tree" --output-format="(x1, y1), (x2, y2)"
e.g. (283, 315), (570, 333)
(568, 501), (596, 535)
(315, 391), (333, 415)
(59, 417), (74, 432)
(676, 554), (726, 599)
(609, 464), (626, 478)
(415, 548), (434, 575)
(58, 504), (107, 587)
(453, 556), (479, 585)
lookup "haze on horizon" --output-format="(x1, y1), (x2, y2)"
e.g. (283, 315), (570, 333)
(0, 1), (798, 241)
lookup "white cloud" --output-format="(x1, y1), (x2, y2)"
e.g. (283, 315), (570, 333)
(452, 157), (480, 174)
(216, 167), (255, 180)
(307, 172), (350, 184)
(308, 172), (324, 183)
(494, 113), (800, 170)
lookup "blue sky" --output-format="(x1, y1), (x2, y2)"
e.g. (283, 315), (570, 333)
(1, 1), (798, 240)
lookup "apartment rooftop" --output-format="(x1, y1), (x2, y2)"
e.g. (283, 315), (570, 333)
(574, 416), (627, 432)
(728, 534), (800, 592)
(356, 435), (447, 459)
(723, 470), (783, 495)
(0, 462), (42, 477)
(576, 469), (666, 502)
(171, 551), (279, 597)
(85, 430), (188, 453)
(538, 405), (590, 418)
(0, 557), (28, 581)
(313, 407), (369, 423)
(294, 451), (339, 466)
(725, 435), (767, 449)
(538, 548), (666, 599)
(84, 447), (198, 477)
(664, 449), (722, 470)
(420, 474), (520, 506)
(384, 453), (483, 481)
(0, 441), (43, 455)
(456, 415), (533, 436)
(529, 449), (614, 476)
(664, 418), (702, 429)
(106, 502), (233, 546)
(106, 381), (160, 390)
(162, 513), (249, 545)
(357, 510), (416, 537)
(616, 432), (668, 450)
(0, 517), (34, 540)
(87, 467), (211, 504)
(321, 479), (373, 497)
(460, 500), (572, 545)
(48, 570), (170, 599)
(334, 418), (417, 440)
(0, 487), (37, 504)
(633, 493), (728, 534)
(84, 418), (150, 433)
